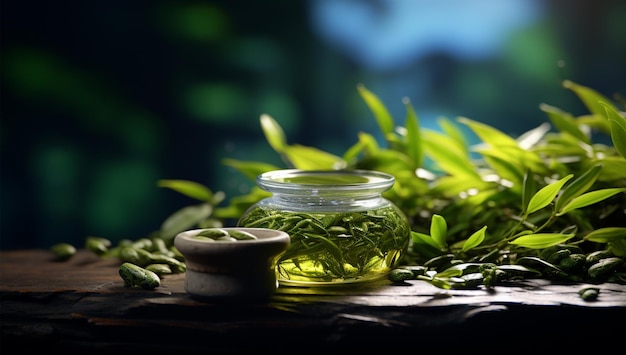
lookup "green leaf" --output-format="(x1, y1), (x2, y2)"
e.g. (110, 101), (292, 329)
(160, 203), (213, 242)
(609, 238), (626, 257)
(593, 157), (626, 181)
(355, 149), (415, 174)
(479, 150), (525, 188)
(461, 187), (500, 208)
(357, 84), (395, 136)
(563, 80), (617, 118)
(342, 139), (367, 165)
(601, 101), (626, 159)
(462, 226), (487, 252)
(213, 188), (270, 220)
(411, 231), (440, 249)
(260, 114), (287, 153)
(509, 233), (575, 249)
(525, 174), (573, 215)
(402, 97), (423, 168)
(157, 179), (214, 201)
(283, 144), (347, 170)
(434, 265), (469, 278)
(422, 129), (480, 178)
(557, 188), (626, 216)
(221, 158), (281, 181)
(533, 134), (588, 157)
(385, 131), (405, 152)
(609, 119), (626, 159)
(476, 144), (546, 174)
(392, 169), (429, 196)
(554, 164), (603, 213)
(584, 227), (626, 243)
(356, 131), (381, 154)
(430, 175), (492, 197)
(430, 214), (447, 249)
(458, 116), (519, 148)
(435, 263), (483, 277)
(521, 171), (536, 213)
(438, 117), (468, 153)
(343, 132), (380, 164)
(410, 231), (444, 258)
(539, 103), (590, 144)
(576, 114), (611, 133)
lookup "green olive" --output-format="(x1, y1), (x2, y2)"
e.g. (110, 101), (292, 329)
(119, 246), (142, 264)
(227, 230), (258, 240)
(578, 287), (600, 301)
(585, 250), (613, 265)
(215, 236), (237, 242)
(129, 248), (153, 266)
(191, 236), (216, 242)
(85, 236), (112, 256)
(50, 243), (76, 261)
(558, 254), (586, 272)
(150, 238), (169, 254)
(588, 257), (623, 280)
(119, 262), (161, 289)
(388, 268), (414, 283)
(547, 249), (571, 264)
(132, 238), (153, 250)
(148, 253), (187, 273)
(196, 228), (230, 239)
(145, 263), (172, 276)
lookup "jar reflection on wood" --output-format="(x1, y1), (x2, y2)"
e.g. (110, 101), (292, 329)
(237, 169), (411, 286)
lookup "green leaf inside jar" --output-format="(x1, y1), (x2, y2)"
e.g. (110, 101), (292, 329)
(238, 205), (409, 283)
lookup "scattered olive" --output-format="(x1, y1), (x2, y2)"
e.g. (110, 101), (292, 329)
(145, 263), (172, 276)
(579, 287), (600, 301)
(50, 243), (76, 262)
(193, 229), (258, 242)
(119, 262), (161, 290)
(388, 268), (414, 283)
(85, 236), (112, 256)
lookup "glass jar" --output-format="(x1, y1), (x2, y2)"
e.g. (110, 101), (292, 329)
(237, 169), (410, 286)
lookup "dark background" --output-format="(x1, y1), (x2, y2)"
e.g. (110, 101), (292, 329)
(2, 0), (625, 250)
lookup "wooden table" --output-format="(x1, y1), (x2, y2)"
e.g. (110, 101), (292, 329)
(2, 249), (625, 354)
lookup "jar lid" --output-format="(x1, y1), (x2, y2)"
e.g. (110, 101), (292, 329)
(256, 169), (395, 196)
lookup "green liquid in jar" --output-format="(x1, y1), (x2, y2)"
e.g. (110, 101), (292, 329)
(238, 204), (410, 285)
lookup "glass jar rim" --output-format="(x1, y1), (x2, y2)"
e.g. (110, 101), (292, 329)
(256, 169), (395, 195)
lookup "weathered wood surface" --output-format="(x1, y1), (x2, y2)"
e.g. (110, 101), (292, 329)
(1, 249), (625, 354)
